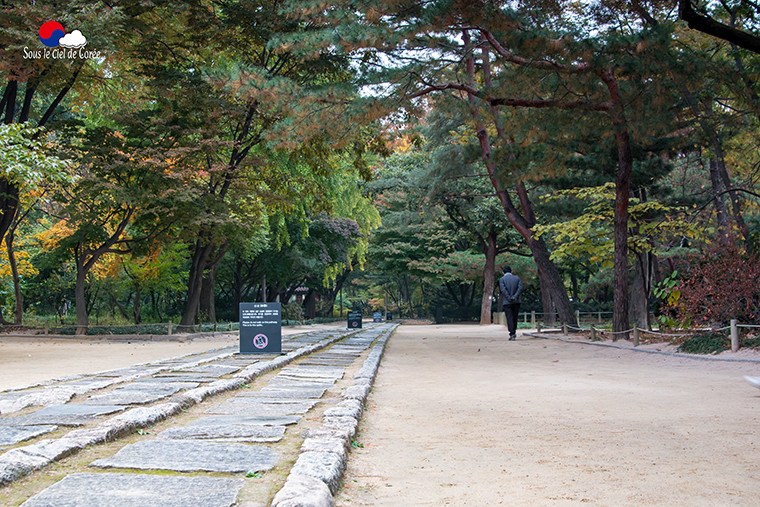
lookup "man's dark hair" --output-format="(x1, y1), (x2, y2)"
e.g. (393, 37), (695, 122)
(503, 265), (512, 273)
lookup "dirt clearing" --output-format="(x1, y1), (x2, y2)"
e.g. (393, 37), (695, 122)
(337, 324), (760, 506)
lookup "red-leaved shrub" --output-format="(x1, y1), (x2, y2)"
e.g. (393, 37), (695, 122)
(673, 246), (760, 326)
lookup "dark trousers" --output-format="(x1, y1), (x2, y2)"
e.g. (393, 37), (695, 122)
(503, 303), (520, 336)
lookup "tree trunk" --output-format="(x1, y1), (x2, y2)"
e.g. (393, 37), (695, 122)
(5, 227), (22, 324)
(630, 255), (650, 330)
(303, 289), (317, 319)
(707, 155), (731, 245)
(151, 291), (163, 322)
(321, 268), (353, 318)
(680, 87), (750, 246)
(179, 239), (213, 329)
(133, 285), (142, 324)
(403, 274), (414, 318)
(200, 266), (217, 323)
(601, 70), (633, 337)
(537, 266), (555, 325)
(75, 266), (88, 335)
(480, 233), (497, 325)
(0, 179), (19, 252)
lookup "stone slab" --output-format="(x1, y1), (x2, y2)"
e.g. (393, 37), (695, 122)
(240, 387), (328, 399)
(300, 359), (354, 366)
(96, 367), (156, 378)
(158, 423), (285, 442)
(281, 366), (345, 377)
(0, 425), (58, 446)
(90, 439), (278, 473)
(2, 404), (125, 427)
(131, 379), (200, 389)
(147, 375), (214, 383)
(85, 386), (181, 405)
(21, 473), (244, 507)
(206, 399), (317, 416)
(278, 372), (343, 381)
(154, 372), (223, 379)
(190, 415), (300, 427)
(176, 364), (240, 375)
(267, 378), (335, 388)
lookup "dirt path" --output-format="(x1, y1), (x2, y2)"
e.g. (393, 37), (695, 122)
(336, 324), (760, 506)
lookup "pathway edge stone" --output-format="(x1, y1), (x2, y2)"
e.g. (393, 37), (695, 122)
(271, 324), (397, 506)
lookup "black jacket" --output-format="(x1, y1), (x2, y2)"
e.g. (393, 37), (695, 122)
(499, 273), (523, 306)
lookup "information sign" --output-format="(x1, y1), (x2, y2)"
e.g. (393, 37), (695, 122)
(239, 302), (282, 354)
(348, 311), (363, 329)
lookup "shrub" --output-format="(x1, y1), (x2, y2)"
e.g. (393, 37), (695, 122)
(670, 246), (760, 327)
(282, 302), (304, 322)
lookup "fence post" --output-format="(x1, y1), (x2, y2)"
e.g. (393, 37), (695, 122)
(537, 322), (542, 333)
(575, 310), (580, 327)
(590, 326), (596, 340)
(44, 323), (49, 335)
(531, 311), (536, 329)
(731, 319), (739, 352)
(598, 311), (602, 322)
(168, 321), (172, 336)
(633, 325), (640, 347)
(524, 312), (528, 323)
(562, 323), (568, 335)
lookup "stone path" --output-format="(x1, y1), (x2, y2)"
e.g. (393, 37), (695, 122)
(1, 323), (395, 506)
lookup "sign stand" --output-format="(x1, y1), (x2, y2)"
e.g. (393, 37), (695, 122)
(239, 302), (282, 354)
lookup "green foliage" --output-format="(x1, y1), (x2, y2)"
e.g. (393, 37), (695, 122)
(653, 270), (681, 307)
(534, 184), (705, 266)
(282, 302), (304, 322)
(0, 124), (70, 187)
(678, 331), (730, 354)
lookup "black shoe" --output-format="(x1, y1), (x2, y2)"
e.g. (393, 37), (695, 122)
(509, 335), (516, 341)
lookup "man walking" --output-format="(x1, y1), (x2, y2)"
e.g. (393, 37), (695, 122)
(499, 265), (523, 341)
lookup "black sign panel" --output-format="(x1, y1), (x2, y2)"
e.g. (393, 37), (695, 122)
(239, 302), (282, 354)
(373, 311), (383, 322)
(348, 311), (362, 329)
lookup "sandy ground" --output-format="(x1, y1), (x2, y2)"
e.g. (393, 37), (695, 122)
(336, 324), (760, 506)
(0, 324), (336, 391)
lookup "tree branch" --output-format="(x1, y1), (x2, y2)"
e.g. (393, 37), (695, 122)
(478, 28), (592, 73)
(679, 0), (760, 54)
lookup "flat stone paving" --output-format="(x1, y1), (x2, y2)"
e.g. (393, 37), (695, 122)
(91, 439), (279, 473)
(2, 324), (396, 506)
(21, 473), (245, 507)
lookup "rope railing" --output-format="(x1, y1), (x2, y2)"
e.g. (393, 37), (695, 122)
(526, 317), (756, 353)
(37, 321), (242, 337)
